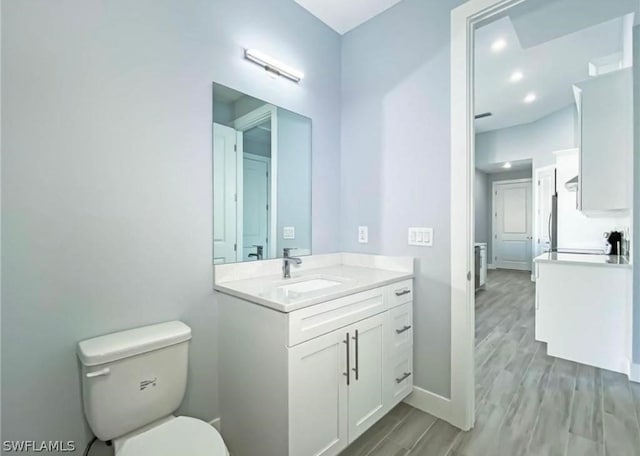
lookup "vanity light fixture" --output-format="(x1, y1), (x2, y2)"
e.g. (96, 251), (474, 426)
(509, 71), (523, 83)
(491, 38), (507, 52)
(503, 162), (512, 169)
(523, 92), (537, 103)
(244, 49), (304, 83)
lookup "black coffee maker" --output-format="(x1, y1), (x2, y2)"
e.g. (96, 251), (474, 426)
(606, 231), (623, 255)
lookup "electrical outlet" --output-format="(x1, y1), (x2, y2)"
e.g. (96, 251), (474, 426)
(283, 226), (295, 240)
(358, 226), (369, 244)
(408, 227), (433, 246)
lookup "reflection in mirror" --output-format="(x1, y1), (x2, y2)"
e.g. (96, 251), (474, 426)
(213, 83), (312, 264)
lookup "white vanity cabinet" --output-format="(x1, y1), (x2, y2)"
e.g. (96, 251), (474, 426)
(218, 278), (414, 456)
(573, 68), (633, 213)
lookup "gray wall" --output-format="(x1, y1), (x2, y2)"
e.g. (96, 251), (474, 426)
(341, 0), (466, 398)
(633, 25), (639, 364)
(277, 108), (312, 254)
(475, 169), (490, 244)
(476, 106), (578, 171)
(1, 0), (340, 450)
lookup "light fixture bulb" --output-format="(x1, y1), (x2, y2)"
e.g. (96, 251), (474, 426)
(491, 39), (507, 52)
(524, 93), (537, 103)
(510, 71), (523, 83)
(503, 162), (512, 169)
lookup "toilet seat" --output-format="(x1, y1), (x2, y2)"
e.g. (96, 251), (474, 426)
(116, 416), (228, 456)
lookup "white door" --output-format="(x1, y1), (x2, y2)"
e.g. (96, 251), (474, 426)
(493, 180), (533, 271)
(534, 167), (555, 257)
(347, 313), (386, 443)
(289, 330), (348, 456)
(213, 123), (239, 264)
(242, 155), (269, 261)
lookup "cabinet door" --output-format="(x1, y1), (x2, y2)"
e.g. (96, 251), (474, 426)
(289, 330), (348, 456)
(347, 313), (387, 443)
(578, 68), (632, 212)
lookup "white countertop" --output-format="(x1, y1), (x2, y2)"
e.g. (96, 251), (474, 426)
(214, 253), (414, 312)
(534, 252), (631, 269)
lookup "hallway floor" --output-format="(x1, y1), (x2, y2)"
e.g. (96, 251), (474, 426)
(340, 269), (640, 456)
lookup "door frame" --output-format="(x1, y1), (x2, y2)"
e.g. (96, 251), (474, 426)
(234, 104), (278, 259)
(242, 153), (271, 261)
(450, 0), (530, 431)
(491, 178), (533, 271)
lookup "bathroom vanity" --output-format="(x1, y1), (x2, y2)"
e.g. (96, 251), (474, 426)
(214, 253), (414, 456)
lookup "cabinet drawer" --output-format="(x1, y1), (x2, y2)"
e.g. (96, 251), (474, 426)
(288, 288), (386, 346)
(387, 280), (413, 308)
(389, 302), (413, 353)
(390, 348), (413, 405)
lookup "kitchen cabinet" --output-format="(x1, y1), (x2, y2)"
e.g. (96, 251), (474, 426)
(573, 68), (633, 213)
(534, 256), (632, 374)
(218, 279), (414, 456)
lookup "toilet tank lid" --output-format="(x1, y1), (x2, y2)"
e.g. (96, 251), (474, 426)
(77, 321), (192, 366)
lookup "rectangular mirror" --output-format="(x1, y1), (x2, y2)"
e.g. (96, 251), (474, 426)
(213, 83), (312, 264)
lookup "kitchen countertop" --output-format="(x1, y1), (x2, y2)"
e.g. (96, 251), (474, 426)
(534, 252), (631, 269)
(214, 264), (413, 313)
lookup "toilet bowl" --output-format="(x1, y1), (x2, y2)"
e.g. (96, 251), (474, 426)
(77, 321), (229, 456)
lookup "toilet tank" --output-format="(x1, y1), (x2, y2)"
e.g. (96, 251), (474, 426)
(77, 321), (192, 441)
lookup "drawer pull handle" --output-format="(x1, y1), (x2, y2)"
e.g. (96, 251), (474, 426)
(395, 372), (412, 384)
(395, 288), (411, 297)
(396, 325), (412, 334)
(343, 332), (350, 386)
(352, 330), (359, 381)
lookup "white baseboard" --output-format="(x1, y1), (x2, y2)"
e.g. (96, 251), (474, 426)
(403, 386), (453, 424)
(488, 264), (496, 270)
(631, 363), (640, 383)
(208, 417), (221, 431)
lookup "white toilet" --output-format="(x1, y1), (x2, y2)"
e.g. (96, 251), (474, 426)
(77, 321), (229, 456)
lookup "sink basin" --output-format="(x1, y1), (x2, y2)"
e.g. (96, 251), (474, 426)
(276, 278), (342, 294)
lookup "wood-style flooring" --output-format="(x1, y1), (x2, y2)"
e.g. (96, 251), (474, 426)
(340, 269), (640, 456)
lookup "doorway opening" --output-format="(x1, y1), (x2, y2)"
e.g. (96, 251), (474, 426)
(452, 0), (639, 442)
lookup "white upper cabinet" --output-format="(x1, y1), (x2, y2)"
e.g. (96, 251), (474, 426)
(573, 68), (633, 214)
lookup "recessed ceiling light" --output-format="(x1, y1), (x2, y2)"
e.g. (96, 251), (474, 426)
(491, 39), (507, 52)
(503, 162), (512, 169)
(510, 71), (523, 83)
(524, 93), (537, 103)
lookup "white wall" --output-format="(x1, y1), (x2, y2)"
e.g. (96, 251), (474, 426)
(276, 108), (312, 254)
(476, 105), (578, 171)
(1, 0), (340, 450)
(341, 0), (467, 398)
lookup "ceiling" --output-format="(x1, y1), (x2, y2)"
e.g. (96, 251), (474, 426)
(474, 14), (629, 133)
(294, 0), (403, 35)
(477, 159), (532, 174)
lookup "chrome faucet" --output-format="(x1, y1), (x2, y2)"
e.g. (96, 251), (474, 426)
(282, 248), (302, 279)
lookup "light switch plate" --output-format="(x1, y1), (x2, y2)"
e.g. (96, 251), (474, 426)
(408, 227), (433, 246)
(358, 226), (369, 244)
(283, 226), (295, 240)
